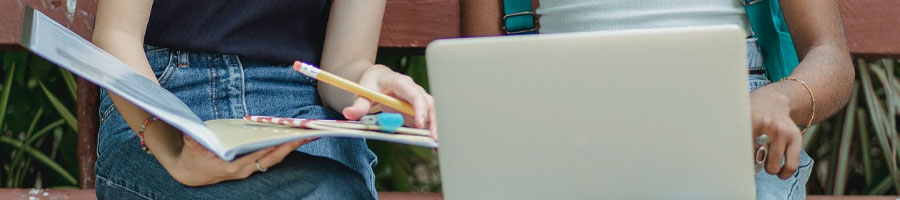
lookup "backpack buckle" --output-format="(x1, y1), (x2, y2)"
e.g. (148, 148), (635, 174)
(742, 0), (764, 6)
(502, 11), (538, 34)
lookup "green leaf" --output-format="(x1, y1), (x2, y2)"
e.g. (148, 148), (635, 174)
(833, 84), (858, 195)
(59, 68), (78, 101)
(8, 108), (44, 187)
(3, 51), (28, 86)
(38, 80), (77, 130)
(29, 54), (55, 80)
(858, 59), (900, 193)
(857, 109), (874, 186)
(802, 124), (818, 149)
(409, 146), (434, 161)
(870, 176), (894, 195)
(869, 61), (900, 158)
(390, 160), (411, 191)
(0, 135), (77, 185)
(0, 61), (13, 130)
(406, 56), (430, 92)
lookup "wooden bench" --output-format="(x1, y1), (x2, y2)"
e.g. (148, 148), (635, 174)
(2, 0), (899, 199)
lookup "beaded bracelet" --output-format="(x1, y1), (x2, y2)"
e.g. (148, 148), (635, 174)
(780, 77), (815, 134)
(138, 116), (159, 154)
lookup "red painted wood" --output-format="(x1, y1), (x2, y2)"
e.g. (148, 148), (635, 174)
(838, 0), (900, 57)
(379, 0), (460, 52)
(0, 189), (97, 200)
(0, 0), (97, 50)
(76, 78), (98, 189)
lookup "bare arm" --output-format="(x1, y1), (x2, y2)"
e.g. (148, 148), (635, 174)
(319, 0), (386, 111)
(93, 0), (306, 186)
(93, 0), (184, 164)
(320, 0), (437, 135)
(775, 0), (855, 124)
(750, 0), (854, 179)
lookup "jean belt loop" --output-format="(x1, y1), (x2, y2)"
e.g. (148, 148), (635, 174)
(177, 50), (190, 68)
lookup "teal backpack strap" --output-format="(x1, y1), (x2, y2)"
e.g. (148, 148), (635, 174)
(502, 0), (537, 34)
(743, 0), (800, 81)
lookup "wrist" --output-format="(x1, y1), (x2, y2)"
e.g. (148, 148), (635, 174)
(363, 64), (392, 76)
(751, 83), (793, 108)
(753, 78), (816, 129)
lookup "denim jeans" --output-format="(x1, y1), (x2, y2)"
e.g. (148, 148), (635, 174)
(95, 46), (378, 199)
(747, 38), (814, 200)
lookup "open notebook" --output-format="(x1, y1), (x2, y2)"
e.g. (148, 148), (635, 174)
(19, 7), (437, 161)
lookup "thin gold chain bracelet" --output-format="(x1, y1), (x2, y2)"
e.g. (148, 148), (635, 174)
(780, 77), (815, 134)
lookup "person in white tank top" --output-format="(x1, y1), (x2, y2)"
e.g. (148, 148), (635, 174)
(538, 0), (752, 35)
(461, 1), (854, 199)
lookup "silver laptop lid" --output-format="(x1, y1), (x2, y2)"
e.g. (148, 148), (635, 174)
(427, 25), (754, 199)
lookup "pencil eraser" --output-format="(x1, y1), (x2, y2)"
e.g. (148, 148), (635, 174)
(376, 113), (404, 133)
(292, 61), (302, 71)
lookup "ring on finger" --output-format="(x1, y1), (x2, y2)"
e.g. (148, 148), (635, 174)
(256, 160), (268, 172)
(754, 134), (769, 173)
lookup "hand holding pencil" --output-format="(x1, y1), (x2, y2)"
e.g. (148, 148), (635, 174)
(293, 61), (437, 140)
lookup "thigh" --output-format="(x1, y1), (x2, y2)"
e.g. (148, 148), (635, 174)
(96, 48), (375, 199)
(95, 131), (371, 200)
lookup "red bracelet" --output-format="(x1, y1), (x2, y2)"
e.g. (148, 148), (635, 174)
(138, 116), (159, 154)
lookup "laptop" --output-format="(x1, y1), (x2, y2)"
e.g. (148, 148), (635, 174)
(426, 25), (754, 199)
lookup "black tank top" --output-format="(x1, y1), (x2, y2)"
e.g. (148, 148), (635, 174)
(144, 0), (332, 64)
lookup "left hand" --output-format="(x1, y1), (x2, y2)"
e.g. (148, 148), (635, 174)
(341, 65), (438, 140)
(750, 86), (803, 180)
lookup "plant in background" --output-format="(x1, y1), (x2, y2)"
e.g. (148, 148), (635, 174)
(0, 52), (79, 189)
(372, 55), (441, 192)
(805, 58), (900, 195)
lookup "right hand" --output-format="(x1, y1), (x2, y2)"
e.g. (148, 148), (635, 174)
(165, 135), (314, 186)
(750, 85), (803, 180)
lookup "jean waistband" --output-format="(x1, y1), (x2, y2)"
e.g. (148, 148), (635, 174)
(746, 38), (764, 74)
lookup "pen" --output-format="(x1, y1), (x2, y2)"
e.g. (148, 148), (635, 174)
(293, 61), (416, 116)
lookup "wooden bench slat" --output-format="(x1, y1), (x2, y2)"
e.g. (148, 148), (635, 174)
(0, 0), (97, 51)
(839, 0), (900, 57)
(0, 189), (97, 200)
(379, 0), (460, 52)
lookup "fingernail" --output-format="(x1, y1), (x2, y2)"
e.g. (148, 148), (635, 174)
(418, 116), (426, 126)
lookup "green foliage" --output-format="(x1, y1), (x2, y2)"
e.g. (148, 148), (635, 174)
(805, 58), (900, 195)
(0, 51), (78, 188)
(372, 55), (441, 192)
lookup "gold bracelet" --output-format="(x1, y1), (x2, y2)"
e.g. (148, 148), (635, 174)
(780, 77), (815, 134)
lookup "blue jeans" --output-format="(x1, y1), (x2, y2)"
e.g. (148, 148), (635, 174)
(747, 38), (814, 200)
(95, 46), (378, 199)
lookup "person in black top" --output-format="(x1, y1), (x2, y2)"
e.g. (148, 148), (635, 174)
(92, 0), (436, 199)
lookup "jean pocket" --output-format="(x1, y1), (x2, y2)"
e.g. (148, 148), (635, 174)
(98, 89), (117, 125)
(143, 45), (177, 87)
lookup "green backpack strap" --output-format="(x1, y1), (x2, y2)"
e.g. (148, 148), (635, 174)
(502, 0), (538, 34)
(743, 0), (800, 81)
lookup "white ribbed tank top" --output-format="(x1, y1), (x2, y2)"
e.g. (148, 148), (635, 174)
(536, 0), (751, 35)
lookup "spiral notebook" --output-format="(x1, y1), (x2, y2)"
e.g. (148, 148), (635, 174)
(18, 7), (437, 161)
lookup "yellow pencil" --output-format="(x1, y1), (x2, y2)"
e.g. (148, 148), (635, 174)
(293, 61), (416, 116)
